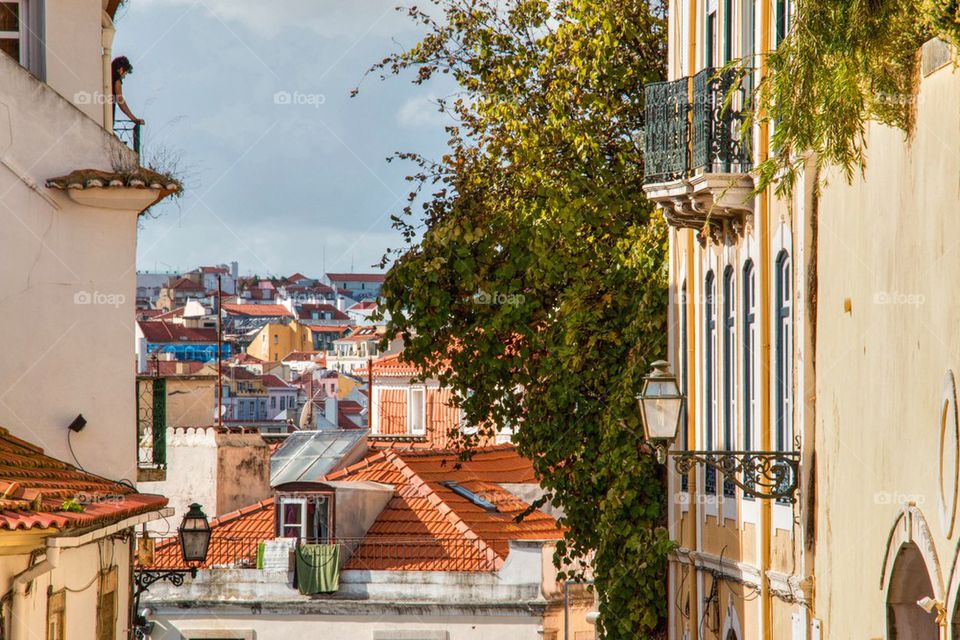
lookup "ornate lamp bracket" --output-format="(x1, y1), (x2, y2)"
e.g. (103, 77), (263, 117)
(670, 449), (801, 502)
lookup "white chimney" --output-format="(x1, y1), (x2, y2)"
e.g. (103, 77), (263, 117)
(325, 395), (338, 428)
(231, 261), (239, 280)
(337, 296), (345, 312)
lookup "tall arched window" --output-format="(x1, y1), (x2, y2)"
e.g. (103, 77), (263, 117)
(680, 280), (689, 492)
(775, 251), (793, 454)
(704, 270), (717, 495)
(722, 267), (736, 497)
(742, 260), (756, 499)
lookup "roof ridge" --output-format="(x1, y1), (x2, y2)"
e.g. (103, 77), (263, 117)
(384, 448), (504, 569)
(208, 497), (275, 529)
(322, 449), (390, 481)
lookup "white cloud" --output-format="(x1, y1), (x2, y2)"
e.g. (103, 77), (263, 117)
(396, 93), (451, 129)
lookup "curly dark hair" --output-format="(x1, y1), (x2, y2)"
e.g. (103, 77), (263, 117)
(111, 56), (133, 83)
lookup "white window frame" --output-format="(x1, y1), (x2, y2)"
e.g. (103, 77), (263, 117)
(409, 386), (426, 436)
(279, 497), (307, 539)
(0, 1), (24, 63)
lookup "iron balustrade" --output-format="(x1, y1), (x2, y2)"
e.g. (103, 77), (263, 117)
(643, 76), (689, 184)
(691, 67), (752, 175)
(139, 535), (503, 573)
(114, 119), (142, 155)
(643, 67), (753, 183)
(136, 377), (166, 468)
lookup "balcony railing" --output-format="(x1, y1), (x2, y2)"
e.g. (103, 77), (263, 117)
(643, 76), (689, 184)
(136, 377), (166, 471)
(644, 67), (752, 184)
(139, 535), (501, 573)
(114, 119), (142, 155)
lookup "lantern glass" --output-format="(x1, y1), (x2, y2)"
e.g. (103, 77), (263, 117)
(178, 503), (211, 564)
(637, 361), (683, 445)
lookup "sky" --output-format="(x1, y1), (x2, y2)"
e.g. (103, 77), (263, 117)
(116, 1), (455, 278)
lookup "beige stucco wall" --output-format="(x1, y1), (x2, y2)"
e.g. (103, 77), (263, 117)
(165, 376), (217, 427)
(0, 537), (132, 640)
(141, 427), (271, 529)
(44, 0), (105, 123)
(814, 43), (960, 638)
(0, 46), (158, 481)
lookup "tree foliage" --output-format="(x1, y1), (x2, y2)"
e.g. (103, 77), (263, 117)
(362, 0), (672, 635)
(753, 0), (960, 196)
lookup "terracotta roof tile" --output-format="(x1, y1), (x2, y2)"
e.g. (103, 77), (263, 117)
(326, 273), (385, 283)
(45, 168), (181, 193)
(137, 320), (217, 343)
(146, 446), (558, 573)
(0, 427), (167, 531)
(221, 303), (292, 318)
(148, 499), (275, 569)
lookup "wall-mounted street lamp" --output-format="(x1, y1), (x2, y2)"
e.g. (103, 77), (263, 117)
(133, 503), (211, 637)
(637, 361), (800, 502)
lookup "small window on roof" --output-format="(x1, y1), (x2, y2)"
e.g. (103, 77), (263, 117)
(441, 481), (498, 512)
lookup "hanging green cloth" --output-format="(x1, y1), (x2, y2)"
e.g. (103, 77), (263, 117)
(255, 542), (265, 569)
(295, 544), (341, 594)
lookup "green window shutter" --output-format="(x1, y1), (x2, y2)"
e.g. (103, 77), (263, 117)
(152, 378), (167, 466)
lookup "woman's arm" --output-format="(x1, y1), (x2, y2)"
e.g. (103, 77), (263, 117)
(113, 79), (144, 125)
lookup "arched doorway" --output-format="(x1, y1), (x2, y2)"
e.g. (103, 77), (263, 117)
(887, 542), (938, 639)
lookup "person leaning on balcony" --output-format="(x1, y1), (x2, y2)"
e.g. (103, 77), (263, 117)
(111, 56), (145, 126)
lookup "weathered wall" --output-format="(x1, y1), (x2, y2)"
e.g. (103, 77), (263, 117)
(814, 40), (960, 638)
(215, 430), (271, 515)
(140, 428), (271, 528)
(140, 428), (218, 529)
(0, 537), (132, 640)
(0, 51), (145, 481)
(165, 376), (217, 427)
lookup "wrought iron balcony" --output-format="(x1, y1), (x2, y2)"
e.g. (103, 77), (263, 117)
(643, 76), (689, 184)
(114, 119), (142, 155)
(691, 67), (752, 175)
(643, 67), (755, 239)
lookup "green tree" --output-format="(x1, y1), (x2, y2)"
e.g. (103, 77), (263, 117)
(362, 0), (673, 635)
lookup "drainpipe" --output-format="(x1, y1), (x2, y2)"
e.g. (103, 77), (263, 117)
(685, 0), (699, 633)
(758, 0), (772, 637)
(11, 545), (61, 639)
(101, 11), (116, 131)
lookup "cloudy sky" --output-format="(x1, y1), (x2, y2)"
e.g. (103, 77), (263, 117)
(116, 1), (454, 278)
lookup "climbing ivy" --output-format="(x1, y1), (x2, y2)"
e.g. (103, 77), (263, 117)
(360, 0), (673, 635)
(752, 0), (960, 197)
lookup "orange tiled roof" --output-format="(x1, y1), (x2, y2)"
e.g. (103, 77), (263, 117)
(146, 446), (559, 572)
(0, 428), (167, 531)
(326, 273), (385, 283)
(149, 499), (275, 569)
(326, 446), (561, 570)
(221, 303), (292, 318)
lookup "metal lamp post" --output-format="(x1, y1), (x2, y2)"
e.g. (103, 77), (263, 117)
(636, 361), (800, 502)
(133, 503), (211, 637)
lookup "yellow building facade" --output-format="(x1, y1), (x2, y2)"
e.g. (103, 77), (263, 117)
(246, 321), (316, 362)
(645, 1), (815, 638)
(651, 1), (960, 638)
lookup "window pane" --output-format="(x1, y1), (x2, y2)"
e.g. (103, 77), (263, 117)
(0, 3), (18, 31)
(0, 37), (17, 61)
(283, 502), (302, 525)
